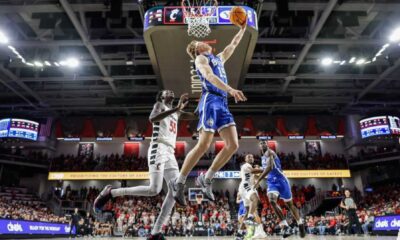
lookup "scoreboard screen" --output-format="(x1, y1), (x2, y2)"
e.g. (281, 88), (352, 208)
(360, 116), (400, 138)
(0, 118), (39, 141)
(388, 116), (400, 135)
(0, 119), (10, 138)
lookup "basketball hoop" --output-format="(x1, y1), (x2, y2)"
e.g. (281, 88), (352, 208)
(181, 0), (218, 38)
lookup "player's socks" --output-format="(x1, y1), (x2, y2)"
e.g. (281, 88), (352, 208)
(205, 169), (216, 180)
(279, 220), (289, 227)
(176, 174), (187, 184)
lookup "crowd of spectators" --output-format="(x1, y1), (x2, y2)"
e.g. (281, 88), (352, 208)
(49, 150), (350, 172)
(102, 191), (234, 237)
(349, 145), (400, 162)
(305, 183), (400, 236)
(0, 146), (50, 165)
(0, 186), (66, 223)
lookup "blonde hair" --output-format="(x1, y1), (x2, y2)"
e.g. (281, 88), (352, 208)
(186, 40), (198, 60)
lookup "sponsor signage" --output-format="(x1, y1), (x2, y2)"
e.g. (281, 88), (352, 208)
(256, 135), (273, 140)
(0, 219), (74, 235)
(373, 215), (400, 231)
(320, 135), (337, 139)
(288, 135), (304, 140)
(96, 137), (113, 141)
(49, 170), (351, 180)
(127, 136), (145, 141)
(62, 137), (81, 141)
(48, 172), (150, 180)
(145, 6), (258, 30)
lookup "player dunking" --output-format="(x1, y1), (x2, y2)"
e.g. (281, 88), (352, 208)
(171, 19), (248, 206)
(254, 141), (306, 238)
(93, 90), (196, 240)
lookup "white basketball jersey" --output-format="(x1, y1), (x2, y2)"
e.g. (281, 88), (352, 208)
(240, 163), (254, 192)
(151, 103), (178, 148)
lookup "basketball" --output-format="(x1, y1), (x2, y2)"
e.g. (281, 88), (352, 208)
(230, 6), (247, 26)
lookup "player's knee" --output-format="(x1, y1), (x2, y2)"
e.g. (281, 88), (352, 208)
(148, 184), (162, 196)
(195, 141), (211, 153)
(226, 140), (239, 153)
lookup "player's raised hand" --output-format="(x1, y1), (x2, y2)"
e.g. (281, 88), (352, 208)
(228, 88), (247, 103)
(240, 17), (248, 30)
(177, 93), (189, 110)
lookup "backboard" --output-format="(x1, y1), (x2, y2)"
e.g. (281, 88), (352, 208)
(143, 6), (258, 98)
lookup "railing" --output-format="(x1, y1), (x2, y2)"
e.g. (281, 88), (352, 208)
(0, 154), (48, 168)
(50, 194), (91, 215)
(300, 190), (325, 216)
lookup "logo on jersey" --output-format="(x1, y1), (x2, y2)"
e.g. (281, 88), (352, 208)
(211, 58), (220, 67)
(207, 118), (214, 127)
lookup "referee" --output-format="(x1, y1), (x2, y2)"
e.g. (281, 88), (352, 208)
(340, 189), (363, 235)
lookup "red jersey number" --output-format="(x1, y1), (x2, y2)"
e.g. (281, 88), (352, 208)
(169, 121), (177, 134)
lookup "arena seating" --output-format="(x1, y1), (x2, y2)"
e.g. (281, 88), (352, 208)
(0, 186), (65, 223)
(49, 151), (349, 172)
(305, 183), (400, 235)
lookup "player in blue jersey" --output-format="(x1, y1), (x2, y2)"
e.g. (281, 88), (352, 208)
(171, 20), (247, 206)
(236, 192), (247, 239)
(254, 141), (306, 238)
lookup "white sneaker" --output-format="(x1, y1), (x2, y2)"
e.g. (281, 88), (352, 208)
(252, 225), (268, 239)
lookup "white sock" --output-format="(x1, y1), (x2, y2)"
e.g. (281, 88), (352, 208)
(297, 218), (303, 224)
(280, 220), (288, 226)
(205, 170), (216, 180)
(248, 214), (254, 218)
(176, 174), (187, 184)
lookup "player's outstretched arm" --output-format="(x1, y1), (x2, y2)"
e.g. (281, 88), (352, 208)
(218, 20), (247, 63)
(195, 55), (247, 103)
(149, 94), (188, 123)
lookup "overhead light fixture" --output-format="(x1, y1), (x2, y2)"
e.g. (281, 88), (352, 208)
(44, 61), (51, 66)
(34, 61), (43, 67)
(268, 60), (276, 65)
(349, 57), (356, 63)
(126, 61), (134, 65)
(26, 62), (34, 66)
(356, 59), (366, 65)
(54, 62), (60, 67)
(0, 30), (8, 44)
(389, 27), (400, 42)
(321, 57), (333, 66)
(66, 57), (79, 68)
(340, 60), (346, 65)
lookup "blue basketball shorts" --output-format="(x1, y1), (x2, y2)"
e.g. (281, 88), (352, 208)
(196, 92), (235, 133)
(267, 177), (292, 202)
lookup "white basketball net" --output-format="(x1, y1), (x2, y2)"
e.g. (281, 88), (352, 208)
(182, 0), (218, 38)
(186, 16), (211, 38)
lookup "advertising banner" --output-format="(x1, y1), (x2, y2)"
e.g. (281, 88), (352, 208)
(373, 215), (400, 231)
(0, 219), (74, 235)
(49, 170), (351, 180)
